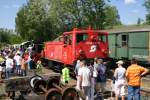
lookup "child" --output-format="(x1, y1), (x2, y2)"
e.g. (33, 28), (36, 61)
(62, 65), (70, 85)
(21, 57), (27, 76)
(36, 60), (43, 74)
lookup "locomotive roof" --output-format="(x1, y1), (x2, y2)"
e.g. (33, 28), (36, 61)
(106, 25), (150, 34)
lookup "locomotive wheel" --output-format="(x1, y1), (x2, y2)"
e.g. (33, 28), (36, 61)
(29, 75), (43, 88)
(62, 87), (78, 100)
(45, 88), (62, 100)
(34, 80), (47, 95)
(1, 72), (6, 79)
(47, 78), (60, 89)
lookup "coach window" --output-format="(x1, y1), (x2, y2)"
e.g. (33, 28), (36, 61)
(122, 34), (128, 47)
(98, 34), (107, 42)
(76, 33), (88, 43)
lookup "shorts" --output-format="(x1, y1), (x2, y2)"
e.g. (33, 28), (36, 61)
(114, 80), (126, 96)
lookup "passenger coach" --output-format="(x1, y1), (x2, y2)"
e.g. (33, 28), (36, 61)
(107, 25), (150, 65)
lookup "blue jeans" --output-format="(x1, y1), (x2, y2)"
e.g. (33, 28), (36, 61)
(6, 68), (12, 79)
(16, 65), (21, 74)
(128, 86), (140, 100)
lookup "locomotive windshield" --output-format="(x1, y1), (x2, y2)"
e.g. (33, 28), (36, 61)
(98, 34), (107, 42)
(76, 33), (88, 43)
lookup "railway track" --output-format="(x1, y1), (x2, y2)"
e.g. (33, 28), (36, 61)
(141, 75), (150, 100)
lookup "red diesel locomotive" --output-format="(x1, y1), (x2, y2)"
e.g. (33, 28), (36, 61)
(42, 27), (109, 69)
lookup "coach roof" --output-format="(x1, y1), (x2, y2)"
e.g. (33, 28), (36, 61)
(105, 25), (150, 34)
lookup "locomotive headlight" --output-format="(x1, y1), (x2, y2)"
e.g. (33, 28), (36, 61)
(102, 49), (105, 52)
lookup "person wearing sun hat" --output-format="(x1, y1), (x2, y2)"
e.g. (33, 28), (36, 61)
(114, 60), (126, 100)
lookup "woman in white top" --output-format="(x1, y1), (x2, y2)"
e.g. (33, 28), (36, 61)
(114, 60), (126, 100)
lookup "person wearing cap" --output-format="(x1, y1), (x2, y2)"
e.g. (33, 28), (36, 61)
(114, 60), (126, 100)
(126, 59), (149, 100)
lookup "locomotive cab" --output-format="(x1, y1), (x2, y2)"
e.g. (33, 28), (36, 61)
(62, 28), (108, 65)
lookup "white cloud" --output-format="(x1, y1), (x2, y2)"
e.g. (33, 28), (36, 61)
(12, 4), (20, 8)
(131, 10), (139, 13)
(124, 0), (136, 5)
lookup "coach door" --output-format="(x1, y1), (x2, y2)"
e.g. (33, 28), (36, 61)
(116, 33), (128, 58)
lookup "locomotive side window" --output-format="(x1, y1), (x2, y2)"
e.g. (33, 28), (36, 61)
(98, 34), (107, 42)
(64, 34), (72, 45)
(76, 33), (88, 43)
(122, 34), (128, 47)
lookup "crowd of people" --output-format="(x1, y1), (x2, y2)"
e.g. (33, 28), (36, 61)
(62, 58), (149, 100)
(0, 45), (43, 79)
(73, 58), (107, 100)
(0, 46), (149, 100)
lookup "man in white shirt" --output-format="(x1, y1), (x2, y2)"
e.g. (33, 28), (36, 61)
(78, 60), (91, 100)
(14, 53), (22, 75)
(6, 55), (14, 78)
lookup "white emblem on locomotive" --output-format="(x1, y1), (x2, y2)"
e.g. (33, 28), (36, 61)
(90, 45), (97, 52)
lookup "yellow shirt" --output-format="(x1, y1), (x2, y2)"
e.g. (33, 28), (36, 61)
(126, 64), (145, 86)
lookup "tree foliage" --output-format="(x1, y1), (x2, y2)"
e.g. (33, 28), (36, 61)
(144, 0), (150, 24)
(0, 28), (11, 43)
(0, 28), (23, 44)
(15, 0), (121, 41)
(16, 0), (54, 42)
(49, 0), (121, 30)
(137, 18), (142, 25)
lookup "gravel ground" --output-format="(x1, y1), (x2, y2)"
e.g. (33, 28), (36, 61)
(0, 68), (117, 100)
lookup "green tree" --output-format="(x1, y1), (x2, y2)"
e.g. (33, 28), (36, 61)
(49, 0), (121, 30)
(137, 18), (142, 25)
(16, 0), (121, 41)
(16, 0), (54, 42)
(144, 0), (150, 24)
(0, 28), (23, 44)
(105, 5), (121, 28)
(10, 34), (24, 44)
(0, 28), (11, 43)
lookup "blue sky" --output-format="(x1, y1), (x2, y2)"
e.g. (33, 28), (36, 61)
(0, 0), (148, 29)
(109, 0), (147, 25)
(0, 0), (27, 29)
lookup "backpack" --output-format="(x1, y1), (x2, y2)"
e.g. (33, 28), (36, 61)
(97, 64), (106, 82)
